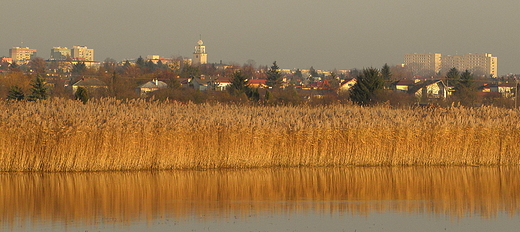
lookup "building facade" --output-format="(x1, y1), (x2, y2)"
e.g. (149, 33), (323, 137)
(192, 40), (207, 65)
(404, 53), (442, 77)
(71, 46), (94, 61)
(9, 47), (37, 63)
(50, 47), (71, 60)
(404, 53), (498, 77)
(441, 53), (497, 77)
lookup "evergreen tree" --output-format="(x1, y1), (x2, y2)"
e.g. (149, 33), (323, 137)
(381, 63), (393, 89)
(381, 63), (392, 81)
(145, 60), (156, 72)
(265, 61), (282, 88)
(123, 60), (131, 69)
(350, 68), (384, 105)
(7, 85), (24, 101)
(309, 66), (319, 77)
(136, 56), (145, 67)
(74, 87), (89, 104)
(265, 90), (273, 103)
(228, 70), (250, 95)
(72, 62), (87, 75)
(455, 70), (477, 106)
(28, 75), (49, 101)
(445, 67), (460, 87)
(294, 69), (303, 79)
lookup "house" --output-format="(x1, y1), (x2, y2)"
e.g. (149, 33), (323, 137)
(308, 79), (332, 90)
(249, 79), (267, 88)
(490, 83), (517, 98)
(407, 80), (447, 99)
(191, 75), (217, 91)
(392, 79), (419, 92)
(214, 76), (232, 91)
(136, 79), (168, 95)
(338, 78), (357, 91)
(71, 78), (108, 94)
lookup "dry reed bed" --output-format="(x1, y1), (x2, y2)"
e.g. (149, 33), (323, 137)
(1, 98), (520, 171)
(1, 167), (518, 227)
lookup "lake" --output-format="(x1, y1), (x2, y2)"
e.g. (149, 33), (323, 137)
(1, 167), (519, 231)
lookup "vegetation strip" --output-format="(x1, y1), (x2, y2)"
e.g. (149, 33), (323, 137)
(1, 98), (519, 172)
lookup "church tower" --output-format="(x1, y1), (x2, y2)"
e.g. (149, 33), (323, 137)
(193, 39), (207, 65)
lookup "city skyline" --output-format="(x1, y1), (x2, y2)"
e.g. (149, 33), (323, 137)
(1, 0), (519, 75)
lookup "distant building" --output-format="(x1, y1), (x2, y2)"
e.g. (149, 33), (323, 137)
(441, 53), (497, 77)
(404, 53), (498, 78)
(9, 47), (37, 63)
(71, 46), (94, 61)
(338, 78), (357, 92)
(71, 78), (108, 94)
(192, 40), (207, 65)
(407, 80), (447, 99)
(136, 79), (168, 96)
(404, 53), (442, 77)
(50, 47), (71, 60)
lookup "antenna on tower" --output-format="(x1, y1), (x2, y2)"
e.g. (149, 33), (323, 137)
(199, 34), (202, 40)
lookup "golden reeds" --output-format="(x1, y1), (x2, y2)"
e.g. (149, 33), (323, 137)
(1, 167), (519, 228)
(1, 98), (520, 172)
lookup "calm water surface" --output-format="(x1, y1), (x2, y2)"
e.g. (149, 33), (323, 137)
(1, 167), (519, 232)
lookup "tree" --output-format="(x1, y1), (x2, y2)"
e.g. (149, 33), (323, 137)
(293, 69), (303, 79)
(28, 75), (49, 101)
(168, 77), (181, 89)
(445, 67), (460, 87)
(381, 63), (392, 81)
(350, 67), (384, 105)
(309, 66), (319, 77)
(74, 87), (89, 104)
(9, 62), (19, 71)
(7, 85), (24, 101)
(72, 62), (87, 75)
(265, 61), (282, 88)
(228, 70), (250, 95)
(136, 56), (145, 67)
(381, 63), (393, 89)
(454, 70), (477, 106)
(29, 57), (47, 75)
(180, 64), (200, 79)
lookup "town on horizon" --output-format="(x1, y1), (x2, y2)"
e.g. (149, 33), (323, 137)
(0, 40), (506, 77)
(1, 38), (518, 109)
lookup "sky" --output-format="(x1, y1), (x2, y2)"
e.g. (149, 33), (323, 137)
(1, 0), (519, 75)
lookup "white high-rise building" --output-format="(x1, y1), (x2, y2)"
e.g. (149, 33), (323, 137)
(9, 47), (37, 63)
(50, 47), (71, 60)
(441, 53), (497, 77)
(404, 53), (498, 77)
(404, 53), (442, 77)
(71, 46), (94, 61)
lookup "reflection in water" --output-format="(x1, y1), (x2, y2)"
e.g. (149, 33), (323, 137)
(1, 167), (519, 230)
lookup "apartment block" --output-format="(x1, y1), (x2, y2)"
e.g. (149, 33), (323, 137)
(441, 53), (497, 77)
(9, 47), (37, 63)
(71, 46), (94, 61)
(404, 53), (442, 77)
(404, 53), (498, 77)
(50, 47), (71, 60)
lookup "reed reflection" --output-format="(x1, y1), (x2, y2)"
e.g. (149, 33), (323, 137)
(1, 167), (519, 228)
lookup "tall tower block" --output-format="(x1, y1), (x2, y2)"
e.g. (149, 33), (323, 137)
(193, 40), (207, 65)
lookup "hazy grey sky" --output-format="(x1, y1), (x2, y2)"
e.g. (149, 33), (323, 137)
(1, 0), (518, 75)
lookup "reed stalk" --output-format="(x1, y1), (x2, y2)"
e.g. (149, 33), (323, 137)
(1, 98), (519, 172)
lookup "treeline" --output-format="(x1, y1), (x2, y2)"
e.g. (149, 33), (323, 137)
(0, 58), (517, 108)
